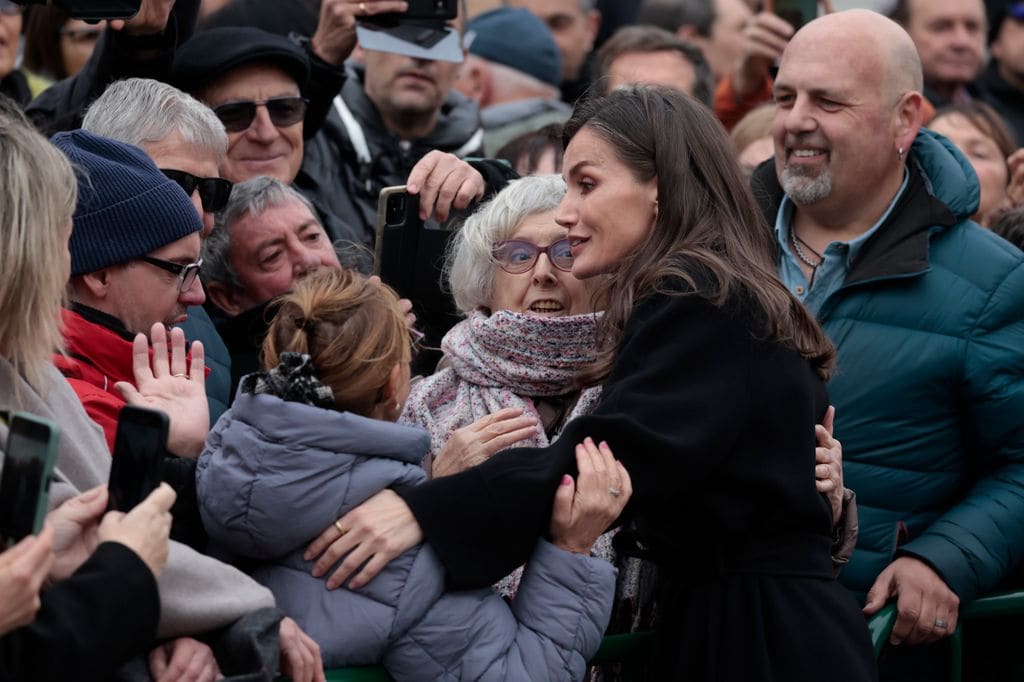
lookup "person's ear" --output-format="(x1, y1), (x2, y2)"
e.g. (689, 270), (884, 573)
(75, 268), (114, 300)
(380, 363), (402, 407)
(455, 59), (489, 104)
(586, 9), (602, 45)
(893, 90), (924, 155)
(206, 281), (246, 317)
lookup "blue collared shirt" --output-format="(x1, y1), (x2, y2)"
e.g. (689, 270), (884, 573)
(775, 170), (909, 315)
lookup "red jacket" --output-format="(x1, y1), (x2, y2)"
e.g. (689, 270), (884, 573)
(53, 307), (136, 452)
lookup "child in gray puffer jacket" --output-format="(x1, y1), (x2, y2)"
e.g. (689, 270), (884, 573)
(196, 269), (630, 680)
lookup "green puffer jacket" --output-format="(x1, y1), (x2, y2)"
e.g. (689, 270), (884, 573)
(753, 129), (1024, 604)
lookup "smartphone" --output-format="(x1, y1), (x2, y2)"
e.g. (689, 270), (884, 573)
(773, 0), (818, 31)
(10, 0), (142, 21)
(404, 0), (457, 20)
(107, 406), (168, 513)
(374, 186), (467, 373)
(0, 413), (61, 549)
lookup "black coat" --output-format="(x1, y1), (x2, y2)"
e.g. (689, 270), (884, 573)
(400, 268), (877, 680)
(0, 543), (159, 682)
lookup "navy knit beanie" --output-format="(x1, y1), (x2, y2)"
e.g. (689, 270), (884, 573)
(50, 130), (203, 277)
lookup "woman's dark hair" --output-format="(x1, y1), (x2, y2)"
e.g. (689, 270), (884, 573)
(563, 86), (835, 380)
(21, 5), (73, 80)
(495, 123), (565, 176)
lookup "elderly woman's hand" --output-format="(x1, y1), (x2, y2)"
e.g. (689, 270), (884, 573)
(815, 406), (844, 526)
(550, 438), (632, 554)
(432, 408), (540, 477)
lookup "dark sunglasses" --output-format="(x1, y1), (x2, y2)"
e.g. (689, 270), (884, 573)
(493, 238), (573, 274)
(161, 169), (232, 213)
(211, 96), (307, 133)
(138, 255), (203, 293)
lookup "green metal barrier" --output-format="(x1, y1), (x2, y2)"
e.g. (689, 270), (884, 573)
(865, 589), (1024, 682)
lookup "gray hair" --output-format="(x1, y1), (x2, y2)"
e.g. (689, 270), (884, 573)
(446, 174), (566, 313)
(202, 176), (321, 289)
(82, 78), (228, 160)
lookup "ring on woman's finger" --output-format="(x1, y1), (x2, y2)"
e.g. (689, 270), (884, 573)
(172, 373), (189, 379)
(359, 1), (367, 13)
(608, 486), (622, 497)
(934, 618), (949, 629)
(334, 519), (347, 535)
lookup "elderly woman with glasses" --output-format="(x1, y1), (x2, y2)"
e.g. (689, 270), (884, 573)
(402, 175), (599, 480)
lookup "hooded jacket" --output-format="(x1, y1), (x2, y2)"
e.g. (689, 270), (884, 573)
(752, 129), (1024, 604)
(196, 389), (615, 680)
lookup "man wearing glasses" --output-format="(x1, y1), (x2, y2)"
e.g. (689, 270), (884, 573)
(81, 77), (235, 424)
(52, 128), (208, 455)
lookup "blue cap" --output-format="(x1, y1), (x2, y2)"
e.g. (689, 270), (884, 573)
(466, 8), (562, 87)
(51, 130), (203, 276)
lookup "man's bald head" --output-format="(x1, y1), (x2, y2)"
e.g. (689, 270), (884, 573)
(788, 10), (923, 104)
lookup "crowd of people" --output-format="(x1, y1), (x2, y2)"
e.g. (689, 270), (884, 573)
(0, 0), (1022, 680)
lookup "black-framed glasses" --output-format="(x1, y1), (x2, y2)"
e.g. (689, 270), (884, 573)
(493, 238), (573, 274)
(0, 0), (22, 15)
(211, 96), (307, 133)
(161, 169), (233, 213)
(138, 255), (203, 293)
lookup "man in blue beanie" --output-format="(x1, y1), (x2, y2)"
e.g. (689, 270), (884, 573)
(49, 128), (325, 682)
(50, 128), (209, 456)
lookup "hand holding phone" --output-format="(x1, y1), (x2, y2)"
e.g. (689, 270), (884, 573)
(99, 483), (176, 578)
(107, 406), (168, 513)
(0, 413), (61, 549)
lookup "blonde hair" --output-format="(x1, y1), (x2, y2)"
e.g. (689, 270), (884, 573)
(0, 101), (78, 391)
(262, 269), (410, 417)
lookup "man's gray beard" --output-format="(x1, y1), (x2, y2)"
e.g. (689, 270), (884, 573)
(781, 165), (833, 205)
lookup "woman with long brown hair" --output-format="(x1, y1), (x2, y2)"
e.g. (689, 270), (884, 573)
(307, 87), (876, 680)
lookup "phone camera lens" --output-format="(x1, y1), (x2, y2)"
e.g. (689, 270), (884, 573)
(386, 195), (406, 227)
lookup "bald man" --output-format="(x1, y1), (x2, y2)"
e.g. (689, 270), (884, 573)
(751, 10), (1024, 680)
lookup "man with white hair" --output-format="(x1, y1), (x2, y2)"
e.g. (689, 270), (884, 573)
(753, 10), (1024, 680)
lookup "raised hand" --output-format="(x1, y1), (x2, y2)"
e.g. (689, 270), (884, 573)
(115, 323), (209, 458)
(407, 151), (486, 222)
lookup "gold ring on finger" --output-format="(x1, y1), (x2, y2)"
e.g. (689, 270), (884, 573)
(334, 519), (347, 535)
(359, 1), (367, 13)
(172, 373), (189, 379)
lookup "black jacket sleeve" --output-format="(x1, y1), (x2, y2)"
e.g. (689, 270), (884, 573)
(299, 42), (347, 139)
(399, 287), (755, 588)
(0, 542), (160, 682)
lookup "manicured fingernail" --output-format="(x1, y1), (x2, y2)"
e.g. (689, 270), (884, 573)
(561, 475), (573, 486)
